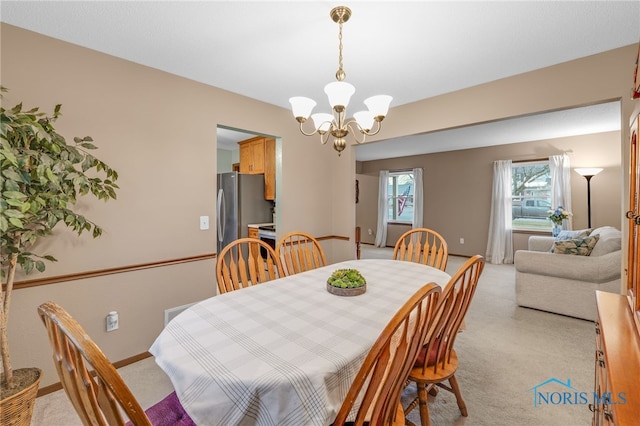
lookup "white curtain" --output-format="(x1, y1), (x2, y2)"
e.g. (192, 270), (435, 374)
(375, 170), (389, 247)
(549, 153), (573, 230)
(486, 160), (514, 264)
(412, 168), (423, 229)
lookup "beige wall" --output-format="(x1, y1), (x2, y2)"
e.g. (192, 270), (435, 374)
(355, 174), (379, 245)
(356, 131), (622, 256)
(1, 22), (637, 390)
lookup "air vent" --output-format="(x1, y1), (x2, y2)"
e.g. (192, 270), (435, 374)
(164, 303), (195, 326)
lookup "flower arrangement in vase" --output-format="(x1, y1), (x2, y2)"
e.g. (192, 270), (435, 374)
(548, 206), (572, 236)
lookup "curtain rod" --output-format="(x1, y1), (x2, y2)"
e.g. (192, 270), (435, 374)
(512, 157), (549, 164)
(388, 168), (418, 173)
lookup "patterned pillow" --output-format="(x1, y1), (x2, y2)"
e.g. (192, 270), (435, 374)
(549, 229), (592, 253)
(553, 234), (600, 256)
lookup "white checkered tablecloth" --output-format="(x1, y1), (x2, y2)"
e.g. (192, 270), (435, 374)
(149, 259), (450, 426)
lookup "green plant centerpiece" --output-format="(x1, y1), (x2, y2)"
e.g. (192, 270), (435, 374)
(326, 268), (366, 296)
(0, 87), (118, 423)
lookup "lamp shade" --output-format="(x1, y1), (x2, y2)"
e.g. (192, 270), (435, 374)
(575, 167), (603, 177)
(324, 81), (355, 109)
(289, 97), (316, 120)
(364, 95), (392, 118)
(310, 113), (334, 132)
(353, 111), (375, 131)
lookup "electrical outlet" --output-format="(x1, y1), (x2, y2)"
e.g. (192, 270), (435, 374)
(199, 215), (209, 230)
(368, 228), (373, 235)
(106, 311), (119, 332)
(459, 238), (465, 244)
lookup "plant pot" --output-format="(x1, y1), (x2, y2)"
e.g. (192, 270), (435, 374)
(0, 368), (42, 426)
(327, 283), (366, 296)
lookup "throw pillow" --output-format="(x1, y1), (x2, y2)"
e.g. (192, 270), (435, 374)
(553, 234), (600, 256)
(549, 229), (592, 252)
(555, 229), (592, 241)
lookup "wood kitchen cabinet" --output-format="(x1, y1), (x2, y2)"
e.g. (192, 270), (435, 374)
(238, 136), (276, 201)
(248, 227), (259, 239)
(248, 227), (260, 258)
(239, 136), (265, 174)
(264, 137), (275, 200)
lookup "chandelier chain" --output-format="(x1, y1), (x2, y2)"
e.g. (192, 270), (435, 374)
(337, 18), (345, 81)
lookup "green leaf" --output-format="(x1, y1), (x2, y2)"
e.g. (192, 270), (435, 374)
(23, 258), (34, 274)
(4, 209), (24, 218)
(80, 142), (97, 150)
(5, 198), (24, 207)
(2, 190), (27, 200)
(2, 169), (25, 182)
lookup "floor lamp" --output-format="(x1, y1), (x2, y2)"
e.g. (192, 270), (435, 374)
(575, 168), (603, 228)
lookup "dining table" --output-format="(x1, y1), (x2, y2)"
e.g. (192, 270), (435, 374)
(149, 258), (451, 426)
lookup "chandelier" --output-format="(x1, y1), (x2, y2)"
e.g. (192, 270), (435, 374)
(289, 6), (392, 156)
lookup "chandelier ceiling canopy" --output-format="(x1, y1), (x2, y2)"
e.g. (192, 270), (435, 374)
(289, 6), (392, 156)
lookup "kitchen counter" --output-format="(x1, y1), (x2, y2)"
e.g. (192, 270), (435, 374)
(247, 223), (274, 228)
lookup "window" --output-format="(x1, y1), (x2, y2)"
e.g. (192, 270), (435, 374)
(387, 171), (414, 223)
(512, 161), (553, 230)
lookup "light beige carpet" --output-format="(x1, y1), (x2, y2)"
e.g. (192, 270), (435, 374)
(31, 249), (594, 425)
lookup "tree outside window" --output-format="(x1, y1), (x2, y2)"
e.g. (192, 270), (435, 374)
(512, 161), (553, 230)
(387, 172), (414, 223)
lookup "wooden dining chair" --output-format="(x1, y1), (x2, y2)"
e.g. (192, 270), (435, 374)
(216, 237), (284, 293)
(37, 301), (195, 426)
(404, 255), (485, 426)
(393, 228), (449, 271)
(275, 231), (327, 276)
(332, 283), (442, 426)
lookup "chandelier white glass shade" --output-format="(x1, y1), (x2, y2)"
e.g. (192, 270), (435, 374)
(289, 6), (392, 156)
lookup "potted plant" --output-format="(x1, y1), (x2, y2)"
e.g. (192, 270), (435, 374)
(0, 87), (119, 425)
(327, 268), (367, 296)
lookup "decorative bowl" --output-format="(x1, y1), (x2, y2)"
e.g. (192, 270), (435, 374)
(326, 269), (366, 296)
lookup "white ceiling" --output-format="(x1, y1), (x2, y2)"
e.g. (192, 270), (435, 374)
(2, 1), (638, 160)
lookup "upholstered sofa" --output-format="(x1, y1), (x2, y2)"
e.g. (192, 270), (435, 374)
(514, 226), (622, 321)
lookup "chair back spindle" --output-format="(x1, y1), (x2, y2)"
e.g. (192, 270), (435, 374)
(217, 238), (283, 293)
(276, 231), (327, 276)
(393, 228), (448, 271)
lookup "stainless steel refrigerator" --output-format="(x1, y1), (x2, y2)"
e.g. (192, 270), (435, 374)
(216, 172), (272, 252)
